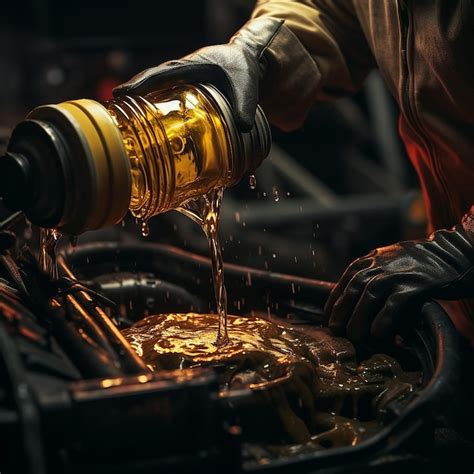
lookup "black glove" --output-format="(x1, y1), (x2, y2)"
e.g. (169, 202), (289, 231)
(325, 210), (474, 342)
(113, 17), (284, 133)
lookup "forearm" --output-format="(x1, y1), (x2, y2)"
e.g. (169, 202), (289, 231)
(250, 0), (375, 130)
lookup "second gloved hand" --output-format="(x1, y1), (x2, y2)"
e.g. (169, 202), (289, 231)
(325, 210), (474, 342)
(113, 17), (284, 132)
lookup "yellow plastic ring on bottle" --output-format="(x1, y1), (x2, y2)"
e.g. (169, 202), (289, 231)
(28, 99), (131, 234)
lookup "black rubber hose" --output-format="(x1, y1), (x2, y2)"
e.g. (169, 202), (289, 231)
(58, 256), (149, 375)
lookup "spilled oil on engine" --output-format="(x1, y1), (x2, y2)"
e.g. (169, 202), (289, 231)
(123, 312), (422, 456)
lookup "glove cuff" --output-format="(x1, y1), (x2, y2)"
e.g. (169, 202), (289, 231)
(230, 17), (284, 78)
(243, 17), (323, 131)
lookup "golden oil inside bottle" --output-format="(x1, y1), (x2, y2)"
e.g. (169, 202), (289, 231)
(106, 84), (269, 224)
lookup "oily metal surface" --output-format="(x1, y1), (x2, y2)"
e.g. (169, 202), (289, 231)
(122, 313), (421, 452)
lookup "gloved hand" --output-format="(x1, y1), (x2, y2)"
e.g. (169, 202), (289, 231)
(113, 17), (284, 132)
(325, 209), (474, 342)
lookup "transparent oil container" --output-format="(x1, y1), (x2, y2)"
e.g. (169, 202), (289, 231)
(0, 84), (271, 234)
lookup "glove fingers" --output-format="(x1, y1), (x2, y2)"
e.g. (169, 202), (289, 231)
(232, 84), (259, 132)
(113, 62), (229, 97)
(370, 292), (416, 340)
(112, 61), (188, 96)
(346, 275), (387, 343)
(113, 62), (257, 132)
(324, 253), (375, 319)
(327, 266), (383, 336)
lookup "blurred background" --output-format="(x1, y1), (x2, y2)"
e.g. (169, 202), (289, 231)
(0, 0), (427, 281)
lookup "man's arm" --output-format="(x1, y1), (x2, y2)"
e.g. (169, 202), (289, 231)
(251, 0), (375, 130)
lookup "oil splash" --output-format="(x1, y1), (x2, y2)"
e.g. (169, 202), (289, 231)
(178, 188), (229, 346)
(123, 312), (421, 449)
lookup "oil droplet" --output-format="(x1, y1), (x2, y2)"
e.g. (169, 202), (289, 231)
(272, 186), (280, 202)
(249, 174), (257, 190)
(24, 219), (33, 240)
(141, 220), (150, 237)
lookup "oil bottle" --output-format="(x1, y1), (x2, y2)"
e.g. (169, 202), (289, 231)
(0, 84), (270, 234)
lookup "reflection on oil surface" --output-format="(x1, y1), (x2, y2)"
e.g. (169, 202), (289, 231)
(123, 313), (421, 455)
